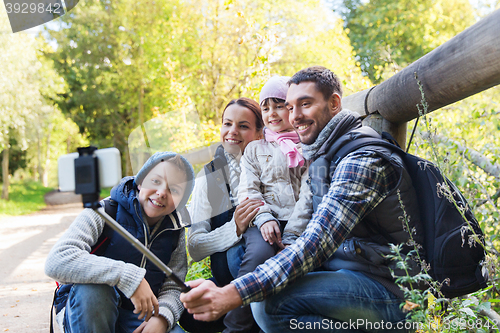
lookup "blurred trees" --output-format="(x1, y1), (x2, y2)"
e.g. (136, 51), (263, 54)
(341, 0), (475, 82)
(338, 0), (500, 305)
(44, 0), (368, 174)
(0, 10), (86, 198)
(3, 0), (499, 217)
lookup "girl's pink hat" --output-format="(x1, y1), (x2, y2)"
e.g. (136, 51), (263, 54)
(259, 76), (290, 104)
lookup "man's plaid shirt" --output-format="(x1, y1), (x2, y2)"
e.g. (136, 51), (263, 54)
(232, 150), (401, 305)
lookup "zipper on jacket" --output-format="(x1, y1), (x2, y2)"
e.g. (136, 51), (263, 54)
(140, 220), (184, 268)
(133, 200), (151, 269)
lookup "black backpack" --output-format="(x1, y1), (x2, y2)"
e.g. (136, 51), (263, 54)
(332, 133), (488, 299)
(50, 198), (117, 333)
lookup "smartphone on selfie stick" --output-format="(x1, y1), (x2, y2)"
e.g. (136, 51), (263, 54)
(59, 146), (191, 293)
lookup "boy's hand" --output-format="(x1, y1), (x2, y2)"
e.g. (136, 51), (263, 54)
(260, 220), (284, 248)
(132, 316), (169, 333)
(131, 278), (159, 322)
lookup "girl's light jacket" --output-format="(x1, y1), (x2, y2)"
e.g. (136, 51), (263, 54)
(238, 139), (313, 245)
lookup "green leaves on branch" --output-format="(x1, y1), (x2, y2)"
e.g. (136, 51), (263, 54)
(342, 0), (475, 82)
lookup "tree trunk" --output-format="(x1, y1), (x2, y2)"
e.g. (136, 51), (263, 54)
(2, 148), (9, 200)
(113, 130), (131, 177)
(42, 127), (52, 187)
(422, 132), (500, 179)
(37, 129), (43, 182)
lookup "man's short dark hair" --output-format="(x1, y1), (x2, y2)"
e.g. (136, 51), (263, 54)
(288, 66), (343, 100)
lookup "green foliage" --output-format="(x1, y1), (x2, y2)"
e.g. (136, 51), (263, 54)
(388, 188), (495, 332)
(0, 7), (85, 195)
(186, 256), (213, 282)
(43, 0), (168, 173)
(342, 0), (475, 82)
(45, 0), (367, 176)
(388, 78), (500, 331)
(0, 181), (53, 217)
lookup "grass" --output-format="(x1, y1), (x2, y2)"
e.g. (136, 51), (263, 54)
(100, 187), (112, 199)
(0, 181), (54, 217)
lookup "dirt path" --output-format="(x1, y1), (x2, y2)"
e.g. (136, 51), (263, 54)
(0, 192), (83, 333)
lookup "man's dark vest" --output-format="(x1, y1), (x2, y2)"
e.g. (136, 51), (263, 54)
(103, 191), (181, 309)
(309, 126), (423, 285)
(204, 145), (236, 286)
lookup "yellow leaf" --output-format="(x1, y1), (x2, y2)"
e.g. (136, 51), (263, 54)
(428, 292), (436, 309)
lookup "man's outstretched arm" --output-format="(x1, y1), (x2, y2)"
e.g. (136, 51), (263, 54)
(182, 152), (399, 320)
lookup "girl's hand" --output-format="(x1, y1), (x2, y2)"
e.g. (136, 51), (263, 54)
(130, 278), (159, 322)
(260, 220), (284, 248)
(132, 316), (169, 333)
(234, 198), (264, 236)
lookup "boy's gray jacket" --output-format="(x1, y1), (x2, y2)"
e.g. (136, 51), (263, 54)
(238, 139), (313, 245)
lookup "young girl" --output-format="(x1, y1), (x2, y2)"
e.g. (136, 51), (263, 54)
(223, 76), (313, 332)
(45, 152), (195, 333)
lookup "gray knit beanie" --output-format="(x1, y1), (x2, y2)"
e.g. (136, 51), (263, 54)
(134, 151), (195, 210)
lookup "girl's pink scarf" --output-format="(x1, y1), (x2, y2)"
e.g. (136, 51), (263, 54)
(265, 128), (305, 168)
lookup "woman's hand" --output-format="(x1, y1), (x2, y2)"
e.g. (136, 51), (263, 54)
(234, 198), (263, 236)
(260, 220), (284, 248)
(130, 278), (159, 322)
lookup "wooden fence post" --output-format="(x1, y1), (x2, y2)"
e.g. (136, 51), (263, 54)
(362, 115), (407, 149)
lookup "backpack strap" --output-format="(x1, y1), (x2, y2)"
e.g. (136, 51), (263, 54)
(103, 197), (118, 220)
(91, 197), (117, 255)
(207, 149), (232, 207)
(331, 134), (405, 245)
(50, 288), (57, 333)
(332, 135), (405, 169)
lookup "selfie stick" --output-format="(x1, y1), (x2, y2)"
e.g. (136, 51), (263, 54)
(74, 146), (191, 293)
(94, 206), (191, 293)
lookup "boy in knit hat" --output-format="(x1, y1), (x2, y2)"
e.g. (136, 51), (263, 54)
(46, 152), (194, 333)
(221, 76), (313, 333)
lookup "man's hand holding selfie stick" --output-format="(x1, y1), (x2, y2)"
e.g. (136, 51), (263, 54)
(180, 279), (242, 322)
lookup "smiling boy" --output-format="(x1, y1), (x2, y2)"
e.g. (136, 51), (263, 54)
(46, 152), (194, 333)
